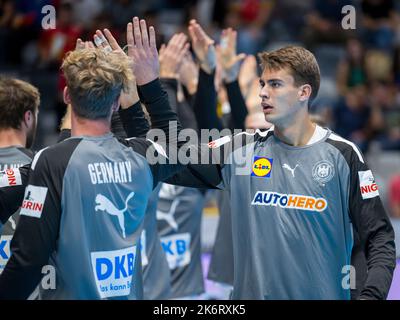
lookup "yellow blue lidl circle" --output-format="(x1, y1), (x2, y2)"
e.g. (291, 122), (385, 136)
(251, 157), (273, 177)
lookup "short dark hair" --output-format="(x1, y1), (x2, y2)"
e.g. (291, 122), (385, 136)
(0, 77), (40, 130)
(258, 46), (321, 103)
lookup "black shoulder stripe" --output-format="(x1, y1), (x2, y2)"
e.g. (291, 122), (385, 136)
(326, 138), (354, 167)
(16, 147), (34, 160)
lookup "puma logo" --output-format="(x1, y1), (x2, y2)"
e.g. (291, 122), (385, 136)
(156, 198), (180, 231)
(282, 163), (299, 178)
(95, 192), (135, 238)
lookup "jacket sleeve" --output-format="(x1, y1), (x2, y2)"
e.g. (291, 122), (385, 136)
(347, 149), (396, 300)
(225, 80), (248, 130)
(0, 148), (65, 299)
(0, 164), (30, 224)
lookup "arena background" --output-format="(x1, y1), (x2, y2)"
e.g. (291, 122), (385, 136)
(0, 0), (399, 299)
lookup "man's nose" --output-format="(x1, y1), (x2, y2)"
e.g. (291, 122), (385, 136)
(259, 86), (270, 100)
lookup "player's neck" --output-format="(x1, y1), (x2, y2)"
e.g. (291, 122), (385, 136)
(71, 114), (111, 137)
(0, 128), (26, 148)
(274, 114), (316, 147)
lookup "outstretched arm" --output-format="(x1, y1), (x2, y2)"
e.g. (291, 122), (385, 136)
(189, 20), (222, 131)
(217, 28), (248, 130)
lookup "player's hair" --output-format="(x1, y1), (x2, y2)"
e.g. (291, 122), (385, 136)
(258, 46), (320, 103)
(0, 77), (40, 130)
(61, 48), (133, 120)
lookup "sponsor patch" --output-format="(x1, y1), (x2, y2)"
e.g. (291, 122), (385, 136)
(90, 245), (137, 299)
(0, 235), (13, 274)
(358, 170), (379, 200)
(252, 191), (328, 212)
(0, 169), (22, 187)
(251, 157), (273, 178)
(161, 233), (191, 270)
(20, 185), (48, 218)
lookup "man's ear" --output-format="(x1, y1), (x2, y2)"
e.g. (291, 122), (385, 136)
(23, 110), (33, 128)
(63, 87), (71, 105)
(298, 84), (312, 102)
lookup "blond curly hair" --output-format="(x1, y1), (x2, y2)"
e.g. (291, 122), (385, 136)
(61, 48), (133, 120)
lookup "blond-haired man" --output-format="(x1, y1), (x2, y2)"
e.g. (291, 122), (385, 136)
(0, 18), (184, 300)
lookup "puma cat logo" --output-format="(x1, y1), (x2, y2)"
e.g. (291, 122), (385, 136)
(95, 192), (135, 238)
(282, 163), (300, 178)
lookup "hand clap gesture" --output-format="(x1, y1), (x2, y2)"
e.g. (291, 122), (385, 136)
(216, 28), (246, 83)
(127, 17), (159, 86)
(188, 19), (216, 74)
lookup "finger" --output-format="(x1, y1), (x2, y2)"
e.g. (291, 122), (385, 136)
(235, 53), (247, 63)
(104, 28), (121, 51)
(177, 42), (190, 61)
(230, 29), (237, 50)
(167, 34), (179, 51)
(159, 43), (166, 58)
(133, 17), (143, 49)
(95, 30), (113, 53)
(140, 19), (149, 49)
(194, 23), (213, 45)
(86, 41), (95, 49)
(176, 33), (187, 51)
(188, 25), (198, 43)
(149, 25), (157, 50)
(75, 38), (84, 50)
(126, 22), (135, 56)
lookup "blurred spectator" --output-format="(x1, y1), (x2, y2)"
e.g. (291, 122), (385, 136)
(103, 0), (142, 32)
(393, 46), (400, 86)
(267, 0), (311, 42)
(361, 0), (398, 51)
(38, 2), (82, 69)
(365, 49), (393, 82)
(336, 37), (368, 96)
(213, 0), (272, 54)
(2, 0), (50, 65)
(369, 81), (400, 150)
(69, 0), (103, 29)
(0, 0), (15, 64)
(389, 174), (400, 218)
(38, 1), (82, 128)
(332, 85), (372, 152)
(303, 0), (353, 50)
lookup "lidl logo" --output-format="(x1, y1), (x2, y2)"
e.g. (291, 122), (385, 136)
(251, 157), (273, 178)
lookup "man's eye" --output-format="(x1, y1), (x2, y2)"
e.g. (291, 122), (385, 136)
(259, 81), (265, 87)
(271, 82), (281, 88)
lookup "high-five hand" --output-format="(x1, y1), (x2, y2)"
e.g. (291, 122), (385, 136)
(159, 33), (190, 79)
(188, 19), (216, 74)
(127, 17), (159, 86)
(216, 28), (246, 83)
(92, 29), (139, 109)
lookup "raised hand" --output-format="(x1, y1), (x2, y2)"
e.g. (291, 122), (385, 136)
(92, 29), (139, 109)
(188, 19), (216, 74)
(75, 38), (95, 51)
(159, 33), (190, 79)
(127, 17), (159, 86)
(216, 28), (246, 83)
(178, 51), (199, 95)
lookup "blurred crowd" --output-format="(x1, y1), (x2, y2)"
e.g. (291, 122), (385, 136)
(0, 0), (399, 218)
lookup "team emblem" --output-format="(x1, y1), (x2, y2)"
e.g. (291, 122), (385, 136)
(312, 160), (335, 185)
